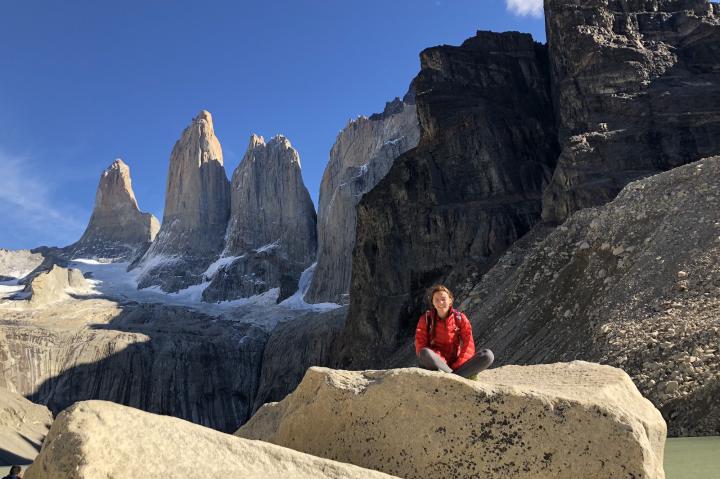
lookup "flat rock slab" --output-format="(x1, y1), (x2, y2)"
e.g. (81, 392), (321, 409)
(0, 387), (52, 466)
(237, 361), (666, 479)
(25, 400), (398, 479)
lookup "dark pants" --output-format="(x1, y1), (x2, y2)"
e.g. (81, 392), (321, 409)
(417, 347), (494, 378)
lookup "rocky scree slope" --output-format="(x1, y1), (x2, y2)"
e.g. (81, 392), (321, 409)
(459, 156), (720, 437)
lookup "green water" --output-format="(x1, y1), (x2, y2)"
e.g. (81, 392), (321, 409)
(2, 436), (717, 477)
(665, 436), (720, 479)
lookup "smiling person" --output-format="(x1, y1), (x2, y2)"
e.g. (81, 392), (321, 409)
(415, 284), (494, 378)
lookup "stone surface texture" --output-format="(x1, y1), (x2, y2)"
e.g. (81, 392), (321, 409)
(458, 156), (720, 436)
(132, 110), (230, 292)
(0, 387), (52, 466)
(25, 400), (398, 479)
(238, 363), (666, 479)
(337, 31), (558, 368)
(66, 159), (159, 261)
(542, 0), (720, 223)
(203, 134), (316, 303)
(305, 92), (420, 305)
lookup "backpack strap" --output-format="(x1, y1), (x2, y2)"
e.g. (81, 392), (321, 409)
(454, 310), (464, 353)
(425, 310), (435, 347)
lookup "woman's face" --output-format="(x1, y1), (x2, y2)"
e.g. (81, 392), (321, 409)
(432, 291), (452, 317)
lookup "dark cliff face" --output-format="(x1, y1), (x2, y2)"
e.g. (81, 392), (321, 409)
(336, 31), (559, 368)
(542, 0), (720, 223)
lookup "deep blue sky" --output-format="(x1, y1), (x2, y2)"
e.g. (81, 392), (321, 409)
(0, 0), (545, 250)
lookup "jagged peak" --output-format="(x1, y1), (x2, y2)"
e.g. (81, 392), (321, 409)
(102, 158), (130, 178)
(268, 135), (301, 168)
(268, 134), (292, 149)
(248, 133), (266, 149)
(237, 134), (302, 172)
(193, 110), (213, 124)
(109, 158), (127, 169)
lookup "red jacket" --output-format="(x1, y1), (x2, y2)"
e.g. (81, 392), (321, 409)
(415, 308), (475, 370)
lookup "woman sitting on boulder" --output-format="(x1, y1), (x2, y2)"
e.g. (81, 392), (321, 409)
(415, 284), (494, 378)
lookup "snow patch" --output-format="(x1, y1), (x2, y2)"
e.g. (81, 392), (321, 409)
(64, 259), (304, 328)
(0, 283), (25, 299)
(353, 163), (369, 179)
(203, 255), (244, 279)
(279, 263), (342, 311)
(383, 137), (404, 146)
(255, 240), (280, 253)
(128, 254), (180, 284)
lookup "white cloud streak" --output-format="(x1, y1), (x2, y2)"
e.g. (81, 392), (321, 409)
(0, 150), (87, 249)
(506, 0), (544, 18)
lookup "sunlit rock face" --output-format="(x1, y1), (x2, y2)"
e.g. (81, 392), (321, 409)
(0, 387), (52, 467)
(26, 400), (397, 479)
(338, 31), (559, 367)
(238, 363), (666, 479)
(305, 90), (420, 305)
(132, 110), (231, 293)
(541, 0), (720, 223)
(202, 134), (316, 303)
(66, 159), (159, 261)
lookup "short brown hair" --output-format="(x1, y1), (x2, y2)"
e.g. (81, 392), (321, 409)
(427, 284), (454, 306)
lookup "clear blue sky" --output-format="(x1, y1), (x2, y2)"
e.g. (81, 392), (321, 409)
(0, 0), (545, 250)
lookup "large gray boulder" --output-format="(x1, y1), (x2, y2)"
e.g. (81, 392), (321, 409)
(202, 134), (316, 303)
(0, 387), (52, 466)
(337, 31), (558, 368)
(25, 400), (398, 479)
(132, 110), (230, 292)
(305, 91), (420, 305)
(542, 0), (720, 223)
(238, 363), (666, 479)
(66, 159), (159, 261)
